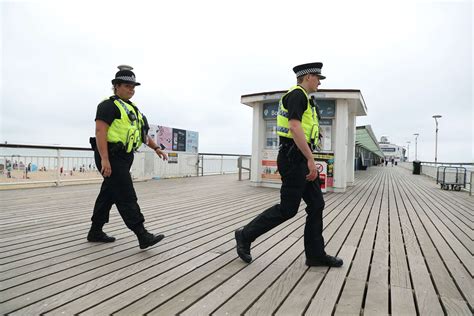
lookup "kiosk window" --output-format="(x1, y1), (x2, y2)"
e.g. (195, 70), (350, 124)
(265, 120), (279, 149)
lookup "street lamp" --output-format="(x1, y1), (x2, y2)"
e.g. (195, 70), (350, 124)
(432, 115), (442, 164)
(413, 133), (419, 161)
(406, 141), (411, 162)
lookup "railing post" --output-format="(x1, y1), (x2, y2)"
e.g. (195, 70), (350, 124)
(470, 171), (473, 196)
(249, 157), (251, 179)
(238, 156), (242, 181)
(56, 149), (61, 186)
(220, 155), (224, 175)
(201, 154), (204, 177)
(196, 153), (200, 177)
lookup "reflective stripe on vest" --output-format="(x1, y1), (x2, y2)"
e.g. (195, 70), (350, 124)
(276, 86), (319, 145)
(107, 98), (145, 153)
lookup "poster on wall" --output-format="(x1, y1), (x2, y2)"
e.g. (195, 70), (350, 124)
(155, 125), (173, 150)
(186, 131), (199, 153)
(261, 150), (280, 181)
(148, 124), (158, 144)
(172, 128), (187, 151)
(320, 125), (332, 151)
(168, 152), (178, 163)
(319, 119), (332, 152)
(313, 153), (334, 188)
(148, 125), (198, 152)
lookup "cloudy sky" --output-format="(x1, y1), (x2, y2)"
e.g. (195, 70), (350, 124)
(1, 0), (472, 162)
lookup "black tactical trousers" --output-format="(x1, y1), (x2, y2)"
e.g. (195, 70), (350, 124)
(91, 150), (145, 231)
(242, 144), (326, 259)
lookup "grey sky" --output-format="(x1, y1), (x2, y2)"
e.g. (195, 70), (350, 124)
(1, 0), (472, 162)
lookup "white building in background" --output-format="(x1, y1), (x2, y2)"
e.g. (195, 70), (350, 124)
(379, 136), (405, 162)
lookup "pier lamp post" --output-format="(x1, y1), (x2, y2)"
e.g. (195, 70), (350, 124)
(432, 115), (442, 165)
(413, 133), (419, 161)
(406, 141), (410, 162)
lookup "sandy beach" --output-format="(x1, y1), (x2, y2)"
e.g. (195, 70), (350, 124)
(0, 169), (103, 189)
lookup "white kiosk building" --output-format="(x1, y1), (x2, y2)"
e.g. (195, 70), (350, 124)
(241, 89), (367, 193)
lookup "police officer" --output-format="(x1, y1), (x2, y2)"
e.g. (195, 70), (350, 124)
(235, 62), (343, 267)
(87, 65), (168, 249)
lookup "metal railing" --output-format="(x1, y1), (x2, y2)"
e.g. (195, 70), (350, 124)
(197, 153), (251, 177)
(400, 161), (473, 195)
(0, 143), (99, 187)
(0, 143), (251, 188)
(238, 156), (251, 181)
(418, 161), (474, 167)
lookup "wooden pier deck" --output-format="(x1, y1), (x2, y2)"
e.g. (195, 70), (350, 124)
(0, 167), (472, 315)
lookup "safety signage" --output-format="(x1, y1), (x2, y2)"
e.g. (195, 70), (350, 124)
(314, 160), (327, 193)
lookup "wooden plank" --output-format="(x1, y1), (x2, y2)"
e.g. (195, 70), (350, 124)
(211, 238), (305, 315)
(179, 176), (373, 316)
(244, 253), (307, 316)
(364, 172), (389, 315)
(146, 213), (310, 316)
(0, 190), (275, 261)
(150, 172), (376, 316)
(304, 245), (357, 315)
(276, 172), (383, 315)
(1, 167), (471, 315)
(394, 174), (446, 315)
(390, 285), (417, 316)
(395, 173), (473, 308)
(63, 210), (309, 315)
(2, 202), (278, 314)
(388, 172), (412, 290)
(1, 197), (277, 302)
(0, 193), (276, 280)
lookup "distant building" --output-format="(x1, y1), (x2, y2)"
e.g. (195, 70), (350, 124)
(355, 125), (384, 169)
(379, 136), (406, 162)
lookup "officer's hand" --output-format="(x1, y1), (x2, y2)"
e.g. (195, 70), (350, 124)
(101, 159), (112, 177)
(306, 160), (319, 181)
(155, 149), (168, 161)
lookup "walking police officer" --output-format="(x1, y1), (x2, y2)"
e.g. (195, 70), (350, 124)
(235, 62), (343, 267)
(87, 65), (168, 249)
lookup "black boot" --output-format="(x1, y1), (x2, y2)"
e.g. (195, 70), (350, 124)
(306, 254), (343, 267)
(87, 222), (116, 243)
(134, 226), (164, 249)
(235, 228), (252, 263)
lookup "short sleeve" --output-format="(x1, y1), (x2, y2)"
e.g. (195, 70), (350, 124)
(95, 99), (120, 125)
(283, 89), (307, 121)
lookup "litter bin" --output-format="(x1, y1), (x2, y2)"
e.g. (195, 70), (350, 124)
(413, 161), (421, 175)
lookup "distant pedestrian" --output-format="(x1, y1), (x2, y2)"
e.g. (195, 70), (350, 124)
(385, 159), (388, 166)
(391, 158), (394, 166)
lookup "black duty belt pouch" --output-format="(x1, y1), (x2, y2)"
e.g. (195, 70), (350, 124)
(89, 137), (97, 151)
(108, 142), (125, 155)
(285, 143), (305, 163)
(89, 137), (125, 156)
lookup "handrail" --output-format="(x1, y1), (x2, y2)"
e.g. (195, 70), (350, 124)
(198, 152), (251, 157)
(238, 156), (251, 181)
(419, 161), (474, 166)
(0, 143), (92, 151)
(1, 143), (252, 188)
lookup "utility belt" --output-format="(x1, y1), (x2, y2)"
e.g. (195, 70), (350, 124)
(279, 141), (307, 163)
(89, 137), (129, 155)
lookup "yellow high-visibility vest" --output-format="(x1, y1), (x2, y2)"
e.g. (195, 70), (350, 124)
(276, 85), (319, 145)
(107, 98), (145, 153)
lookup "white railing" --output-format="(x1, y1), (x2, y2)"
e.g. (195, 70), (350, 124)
(0, 143), (251, 188)
(399, 161), (473, 195)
